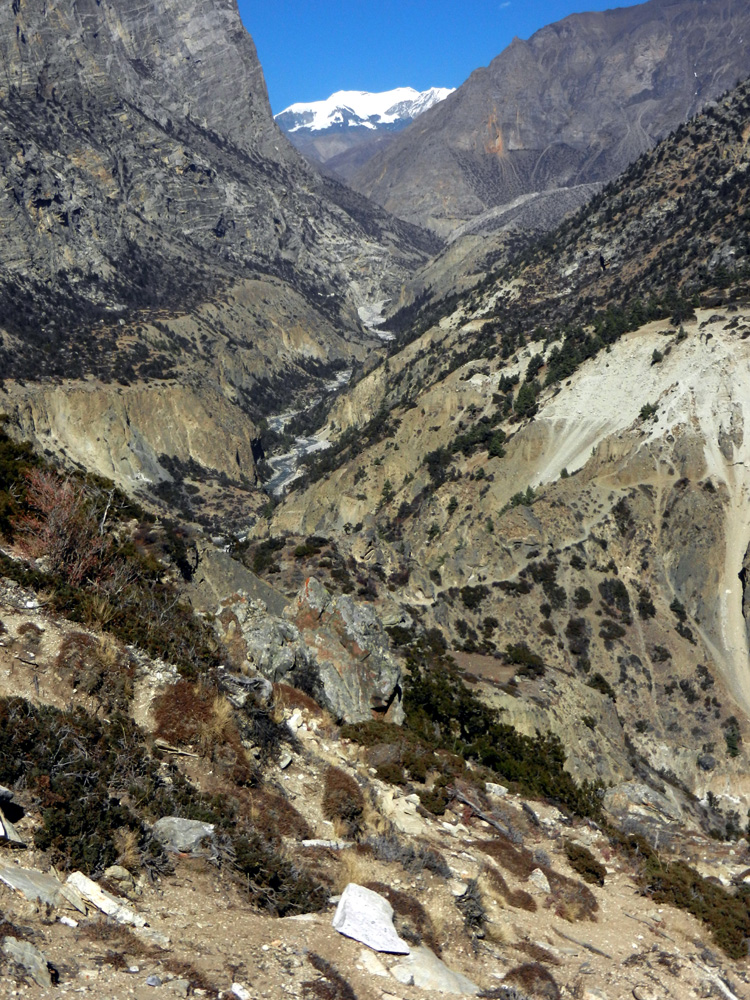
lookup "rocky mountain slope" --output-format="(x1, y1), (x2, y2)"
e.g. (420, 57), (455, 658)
(349, 0), (750, 236)
(0, 0), (438, 518)
(1, 534), (749, 999)
(262, 77), (750, 830)
(276, 87), (453, 179)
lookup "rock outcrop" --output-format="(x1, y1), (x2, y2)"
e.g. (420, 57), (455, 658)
(216, 578), (404, 724)
(350, 0), (750, 235)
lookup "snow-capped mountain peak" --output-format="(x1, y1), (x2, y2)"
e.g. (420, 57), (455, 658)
(275, 86), (454, 134)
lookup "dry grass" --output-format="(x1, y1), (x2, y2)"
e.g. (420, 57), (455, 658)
(334, 848), (373, 892)
(113, 827), (141, 872)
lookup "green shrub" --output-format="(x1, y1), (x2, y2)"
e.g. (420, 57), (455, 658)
(587, 673), (617, 701)
(403, 646), (602, 819)
(234, 834), (327, 917)
(573, 587), (591, 609)
(460, 585), (490, 610)
(612, 829), (750, 959)
(564, 841), (606, 886)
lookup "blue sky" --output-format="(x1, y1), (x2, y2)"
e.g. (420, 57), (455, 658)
(239, 0), (645, 113)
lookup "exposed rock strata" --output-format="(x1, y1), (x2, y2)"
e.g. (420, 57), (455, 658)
(215, 578), (404, 724)
(352, 0), (750, 234)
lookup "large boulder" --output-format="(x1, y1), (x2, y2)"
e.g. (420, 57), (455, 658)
(332, 883), (410, 954)
(215, 578), (404, 724)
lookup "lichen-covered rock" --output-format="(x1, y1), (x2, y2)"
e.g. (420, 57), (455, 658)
(215, 579), (404, 724)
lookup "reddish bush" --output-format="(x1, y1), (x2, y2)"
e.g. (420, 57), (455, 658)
(14, 469), (110, 586)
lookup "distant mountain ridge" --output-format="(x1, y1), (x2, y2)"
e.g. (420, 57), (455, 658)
(275, 87), (453, 178)
(349, 0), (750, 235)
(276, 87), (453, 133)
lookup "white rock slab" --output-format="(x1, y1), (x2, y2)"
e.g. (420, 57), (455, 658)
(390, 946), (480, 995)
(66, 871), (146, 927)
(358, 948), (390, 977)
(332, 883), (410, 954)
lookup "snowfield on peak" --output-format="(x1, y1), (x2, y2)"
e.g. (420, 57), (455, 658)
(276, 86), (453, 132)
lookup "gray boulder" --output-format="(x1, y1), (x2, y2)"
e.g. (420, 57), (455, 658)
(151, 817), (217, 857)
(390, 946), (480, 994)
(2, 937), (54, 988)
(215, 580), (404, 724)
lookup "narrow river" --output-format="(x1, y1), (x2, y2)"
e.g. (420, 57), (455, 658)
(263, 367), (352, 496)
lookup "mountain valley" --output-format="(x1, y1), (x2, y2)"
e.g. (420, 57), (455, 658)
(1, 0), (750, 997)
(275, 88), (454, 180)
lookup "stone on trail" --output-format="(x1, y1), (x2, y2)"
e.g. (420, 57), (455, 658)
(0, 807), (25, 847)
(358, 948), (390, 977)
(528, 868), (551, 894)
(0, 861), (86, 912)
(2, 936), (54, 988)
(151, 816), (217, 856)
(332, 883), (410, 954)
(66, 871), (147, 927)
(390, 946), (480, 995)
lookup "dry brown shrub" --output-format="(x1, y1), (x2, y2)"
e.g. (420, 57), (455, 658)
(480, 863), (537, 913)
(153, 680), (254, 784)
(303, 953), (357, 1000)
(546, 869), (598, 922)
(478, 835), (536, 878)
(504, 962), (560, 999)
(247, 787), (313, 842)
(322, 766), (365, 838)
(56, 630), (134, 710)
(479, 837), (596, 922)
(14, 469), (110, 586)
(273, 682), (323, 715)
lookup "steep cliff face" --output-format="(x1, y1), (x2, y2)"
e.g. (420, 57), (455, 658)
(351, 0), (750, 235)
(0, 0), (438, 513)
(0, 0), (437, 387)
(1, 0), (277, 153)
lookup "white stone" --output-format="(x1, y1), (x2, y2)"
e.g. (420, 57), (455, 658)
(66, 871), (146, 927)
(332, 883), (410, 954)
(287, 709), (303, 733)
(232, 985), (252, 1000)
(390, 946), (480, 995)
(527, 868), (551, 894)
(485, 782), (508, 798)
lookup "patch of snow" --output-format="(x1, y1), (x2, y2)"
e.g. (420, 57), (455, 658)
(276, 87), (453, 133)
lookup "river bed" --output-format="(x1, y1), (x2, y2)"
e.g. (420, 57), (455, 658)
(264, 366), (352, 496)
